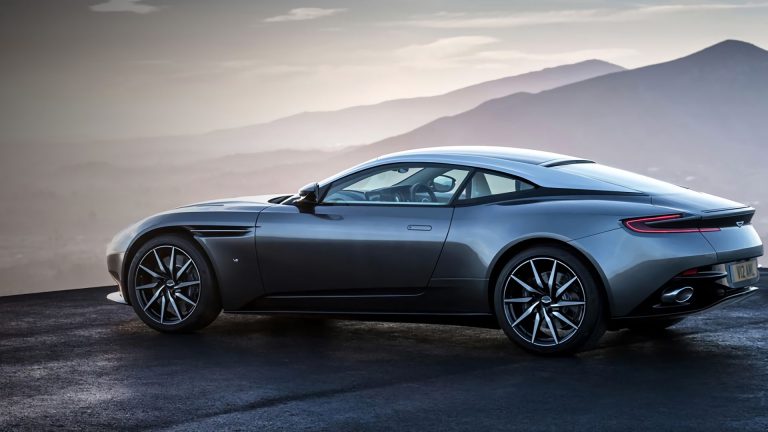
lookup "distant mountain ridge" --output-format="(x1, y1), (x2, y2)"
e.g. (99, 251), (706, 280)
(196, 60), (624, 153)
(48, 59), (623, 169)
(364, 40), (768, 165)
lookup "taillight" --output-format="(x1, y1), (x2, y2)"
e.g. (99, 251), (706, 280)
(680, 268), (699, 276)
(623, 214), (721, 233)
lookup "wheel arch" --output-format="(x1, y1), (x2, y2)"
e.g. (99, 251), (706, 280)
(487, 237), (613, 319)
(121, 227), (220, 305)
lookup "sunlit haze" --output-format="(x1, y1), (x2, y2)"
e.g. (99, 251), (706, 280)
(2, 0), (768, 142)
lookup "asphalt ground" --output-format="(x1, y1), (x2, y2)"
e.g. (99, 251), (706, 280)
(1, 273), (766, 431)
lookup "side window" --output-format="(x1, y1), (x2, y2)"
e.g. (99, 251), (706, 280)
(323, 164), (470, 205)
(457, 170), (534, 201)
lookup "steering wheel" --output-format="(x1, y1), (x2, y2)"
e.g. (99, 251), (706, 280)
(409, 183), (437, 203)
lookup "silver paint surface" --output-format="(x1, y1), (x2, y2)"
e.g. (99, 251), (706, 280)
(106, 147), (763, 316)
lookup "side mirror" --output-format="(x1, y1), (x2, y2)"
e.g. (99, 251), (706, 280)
(297, 182), (320, 205)
(432, 175), (456, 193)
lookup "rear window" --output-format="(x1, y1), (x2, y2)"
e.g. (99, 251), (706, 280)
(457, 170), (535, 202)
(555, 163), (684, 194)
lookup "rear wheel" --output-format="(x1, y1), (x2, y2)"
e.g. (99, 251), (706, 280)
(494, 246), (606, 355)
(127, 234), (221, 332)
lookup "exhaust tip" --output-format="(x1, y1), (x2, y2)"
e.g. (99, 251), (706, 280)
(661, 286), (694, 304)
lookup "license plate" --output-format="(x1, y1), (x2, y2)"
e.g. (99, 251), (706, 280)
(729, 259), (759, 284)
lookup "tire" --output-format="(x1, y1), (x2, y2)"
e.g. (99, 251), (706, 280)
(624, 318), (685, 334)
(126, 234), (221, 332)
(494, 246), (606, 355)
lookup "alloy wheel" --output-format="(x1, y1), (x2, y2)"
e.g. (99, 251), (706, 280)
(134, 245), (201, 325)
(502, 257), (586, 347)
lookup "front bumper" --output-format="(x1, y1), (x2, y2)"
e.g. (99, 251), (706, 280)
(106, 290), (128, 305)
(106, 252), (130, 305)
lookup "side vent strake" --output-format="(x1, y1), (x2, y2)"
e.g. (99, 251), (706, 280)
(188, 226), (253, 237)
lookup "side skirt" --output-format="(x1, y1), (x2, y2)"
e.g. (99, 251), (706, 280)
(223, 310), (498, 328)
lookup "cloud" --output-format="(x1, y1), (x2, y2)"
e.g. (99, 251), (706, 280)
(399, 10), (602, 29)
(396, 3), (768, 28)
(470, 48), (638, 62)
(90, 0), (157, 14)
(390, 37), (634, 70)
(394, 36), (500, 68)
(264, 7), (347, 23)
(172, 37), (634, 83)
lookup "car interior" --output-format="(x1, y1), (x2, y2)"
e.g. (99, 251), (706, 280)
(322, 164), (534, 205)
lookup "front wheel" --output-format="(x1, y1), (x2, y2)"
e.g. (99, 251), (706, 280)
(127, 234), (221, 332)
(494, 246), (606, 355)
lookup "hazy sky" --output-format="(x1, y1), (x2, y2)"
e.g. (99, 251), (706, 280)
(2, 0), (768, 143)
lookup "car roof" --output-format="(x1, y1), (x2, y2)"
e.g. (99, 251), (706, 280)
(377, 146), (591, 167)
(319, 146), (637, 193)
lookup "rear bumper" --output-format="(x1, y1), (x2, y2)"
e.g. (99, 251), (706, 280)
(572, 225), (762, 317)
(611, 285), (758, 322)
(700, 226), (763, 263)
(618, 258), (759, 318)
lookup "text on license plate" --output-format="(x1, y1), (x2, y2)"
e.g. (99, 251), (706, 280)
(729, 259), (758, 284)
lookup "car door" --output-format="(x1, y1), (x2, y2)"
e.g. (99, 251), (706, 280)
(255, 163), (470, 294)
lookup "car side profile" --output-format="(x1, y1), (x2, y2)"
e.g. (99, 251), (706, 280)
(106, 146), (763, 354)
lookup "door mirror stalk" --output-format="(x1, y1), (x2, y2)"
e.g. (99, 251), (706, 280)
(297, 182), (321, 205)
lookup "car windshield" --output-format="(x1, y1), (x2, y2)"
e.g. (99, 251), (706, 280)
(346, 167), (425, 192)
(323, 164), (470, 205)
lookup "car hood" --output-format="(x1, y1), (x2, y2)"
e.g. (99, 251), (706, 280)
(107, 194), (292, 256)
(177, 194), (292, 211)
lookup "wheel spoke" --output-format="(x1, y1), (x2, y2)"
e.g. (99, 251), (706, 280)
(152, 250), (166, 276)
(168, 247), (176, 276)
(531, 311), (541, 343)
(143, 287), (164, 311)
(175, 292), (196, 306)
(167, 292), (182, 320)
(555, 276), (578, 299)
(136, 282), (159, 290)
(139, 265), (162, 279)
(510, 301), (540, 327)
(509, 275), (543, 295)
(160, 294), (166, 324)
(552, 311), (578, 329)
(542, 310), (559, 344)
(175, 258), (193, 280)
(504, 297), (533, 304)
(530, 260), (544, 290)
(547, 260), (557, 296)
(551, 300), (585, 308)
(174, 280), (200, 289)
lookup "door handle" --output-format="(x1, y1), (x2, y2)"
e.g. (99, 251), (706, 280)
(407, 225), (432, 231)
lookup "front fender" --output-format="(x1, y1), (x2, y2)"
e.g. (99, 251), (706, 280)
(108, 205), (271, 310)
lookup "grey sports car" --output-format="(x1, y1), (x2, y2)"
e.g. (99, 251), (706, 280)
(106, 147), (762, 354)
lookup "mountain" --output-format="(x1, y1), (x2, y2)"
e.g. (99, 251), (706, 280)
(367, 40), (768, 166)
(195, 60), (624, 153)
(42, 60), (622, 169)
